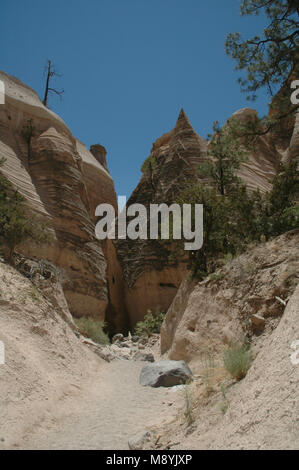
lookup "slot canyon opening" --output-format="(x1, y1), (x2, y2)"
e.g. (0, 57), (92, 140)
(159, 282), (177, 289)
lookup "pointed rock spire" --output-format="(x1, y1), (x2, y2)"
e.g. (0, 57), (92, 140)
(171, 108), (207, 154)
(173, 108), (195, 135)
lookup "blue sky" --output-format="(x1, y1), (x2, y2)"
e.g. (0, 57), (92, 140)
(0, 0), (270, 198)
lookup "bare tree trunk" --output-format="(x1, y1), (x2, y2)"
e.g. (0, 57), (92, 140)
(43, 60), (51, 107)
(42, 60), (64, 108)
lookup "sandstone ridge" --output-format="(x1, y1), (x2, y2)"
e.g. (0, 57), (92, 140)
(0, 70), (127, 329)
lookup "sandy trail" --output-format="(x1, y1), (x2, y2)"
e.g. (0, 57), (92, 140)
(16, 360), (180, 450)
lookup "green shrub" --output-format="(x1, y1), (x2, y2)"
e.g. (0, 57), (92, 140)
(221, 253), (234, 265)
(75, 317), (110, 345)
(29, 286), (42, 305)
(21, 118), (35, 144)
(141, 155), (157, 174)
(0, 160), (52, 262)
(134, 309), (165, 337)
(210, 272), (225, 282)
(223, 341), (253, 381)
(184, 386), (195, 426)
(171, 147), (298, 280)
(220, 384), (229, 415)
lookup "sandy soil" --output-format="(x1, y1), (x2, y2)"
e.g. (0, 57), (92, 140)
(13, 360), (183, 450)
(1, 258), (298, 450)
(0, 261), (183, 450)
(153, 284), (299, 451)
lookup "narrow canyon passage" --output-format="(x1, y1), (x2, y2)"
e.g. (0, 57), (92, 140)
(16, 360), (181, 450)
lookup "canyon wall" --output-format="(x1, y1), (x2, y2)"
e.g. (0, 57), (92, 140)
(161, 230), (299, 363)
(0, 71), (296, 333)
(116, 107), (284, 327)
(115, 109), (207, 326)
(0, 71), (127, 330)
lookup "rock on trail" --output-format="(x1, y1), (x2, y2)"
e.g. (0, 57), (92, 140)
(14, 360), (182, 450)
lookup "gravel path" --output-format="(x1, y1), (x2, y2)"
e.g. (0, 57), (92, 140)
(18, 360), (180, 450)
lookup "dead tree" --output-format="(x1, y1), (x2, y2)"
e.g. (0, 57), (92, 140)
(42, 60), (64, 107)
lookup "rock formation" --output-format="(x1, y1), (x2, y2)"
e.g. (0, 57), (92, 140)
(0, 70), (297, 334)
(114, 109), (208, 326)
(0, 71), (127, 330)
(229, 108), (281, 192)
(90, 144), (109, 172)
(0, 71), (298, 451)
(115, 107), (287, 328)
(153, 273), (299, 450)
(161, 230), (299, 364)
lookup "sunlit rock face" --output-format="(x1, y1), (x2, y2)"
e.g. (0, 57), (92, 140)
(0, 70), (295, 333)
(115, 104), (294, 328)
(228, 108), (280, 192)
(115, 109), (207, 326)
(0, 70), (127, 327)
(90, 144), (109, 172)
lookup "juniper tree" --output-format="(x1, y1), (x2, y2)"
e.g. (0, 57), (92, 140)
(197, 121), (248, 196)
(0, 160), (52, 262)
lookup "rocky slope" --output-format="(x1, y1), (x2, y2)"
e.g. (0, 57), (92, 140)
(1, 230), (298, 450)
(0, 259), (103, 448)
(161, 229), (299, 365)
(138, 230), (299, 450)
(0, 260), (178, 450)
(0, 71), (127, 330)
(153, 276), (299, 450)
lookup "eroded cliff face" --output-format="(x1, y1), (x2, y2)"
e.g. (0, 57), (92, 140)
(156, 230), (299, 451)
(160, 230), (299, 363)
(115, 107), (286, 328)
(229, 108), (281, 192)
(1, 71), (296, 333)
(115, 110), (208, 326)
(155, 274), (299, 451)
(0, 71), (127, 328)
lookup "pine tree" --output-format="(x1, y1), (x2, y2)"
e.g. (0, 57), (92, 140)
(197, 121), (248, 196)
(225, 0), (299, 135)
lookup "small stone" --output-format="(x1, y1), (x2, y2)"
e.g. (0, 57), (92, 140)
(112, 333), (124, 344)
(133, 351), (155, 362)
(251, 314), (265, 328)
(128, 431), (151, 450)
(118, 341), (131, 348)
(139, 336), (148, 345)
